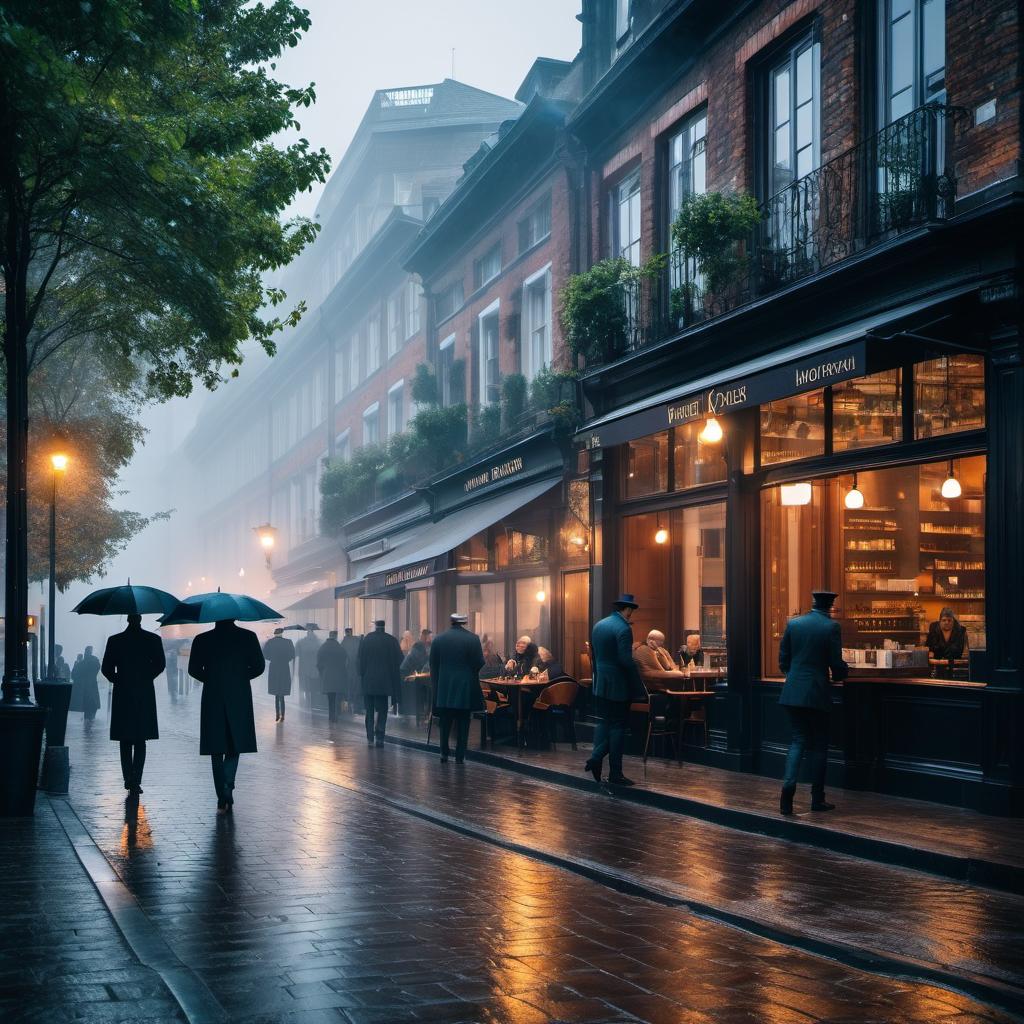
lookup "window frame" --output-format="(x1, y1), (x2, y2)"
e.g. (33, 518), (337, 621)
(362, 401), (380, 447)
(386, 379), (405, 437)
(474, 244), (502, 290)
(521, 263), (552, 382)
(609, 168), (642, 265)
(439, 333), (456, 407)
(477, 299), (501, 407)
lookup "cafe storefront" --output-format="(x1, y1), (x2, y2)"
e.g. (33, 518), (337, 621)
(579, 293), (1022, 814)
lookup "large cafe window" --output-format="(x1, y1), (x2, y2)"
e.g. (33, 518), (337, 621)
(760, 388), (825, 464)
(621, 503), (727, 661)
(762, 455), (986, 679)
(622, 426), (726, 499)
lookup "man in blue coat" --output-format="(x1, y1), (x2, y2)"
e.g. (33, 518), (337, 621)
(778, 590), (848, 815)
(586, 594), (645, 786)
(430, 612), (484, 764)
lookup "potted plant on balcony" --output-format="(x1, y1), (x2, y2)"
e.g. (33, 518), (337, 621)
(671, 192), (762, 312)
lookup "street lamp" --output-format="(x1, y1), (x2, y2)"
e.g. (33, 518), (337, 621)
(47, 453), (68, 678)
(254, 523), (277, 569)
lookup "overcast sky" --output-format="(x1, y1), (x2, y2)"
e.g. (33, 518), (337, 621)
(274, 0), (583, 221)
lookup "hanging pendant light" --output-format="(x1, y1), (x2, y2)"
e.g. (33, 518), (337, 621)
(699, 415), (723, 444)
(844, 473), (865, 510)
(940, 459), (961, 499)
(654, 513), (669, 545)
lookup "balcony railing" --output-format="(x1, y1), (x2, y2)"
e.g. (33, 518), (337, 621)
(611, 104), (959, 360)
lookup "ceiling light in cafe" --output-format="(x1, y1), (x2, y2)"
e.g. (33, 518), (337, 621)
(844, 474), (865, 509)
(780, 482), (812, 506)
(699, 416), (723, 444)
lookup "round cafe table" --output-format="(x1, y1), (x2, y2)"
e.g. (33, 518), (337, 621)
(489, 676), (543, 746)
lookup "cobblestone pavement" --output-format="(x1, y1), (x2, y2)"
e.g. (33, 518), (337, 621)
(17, 687), (1022, 1024)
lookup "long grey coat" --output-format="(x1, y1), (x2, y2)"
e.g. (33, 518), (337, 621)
(262, 635), (295, 696)
(295, 633), (322, 692)
(429, 624), (485, 712)
(357, 627), (402, 697)
(779, 609), (848, 712)
(188, 622), (265, 755)
(103, 627), (165, 741)
(316, 637), (350, 695)
(340, 635), (361, 702)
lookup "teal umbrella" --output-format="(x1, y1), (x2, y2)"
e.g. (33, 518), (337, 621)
(159, 590), (283, 626)
(72, 583), (181, 617)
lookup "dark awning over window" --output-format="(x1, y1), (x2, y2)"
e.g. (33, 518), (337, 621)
(576, 289), (975, 449)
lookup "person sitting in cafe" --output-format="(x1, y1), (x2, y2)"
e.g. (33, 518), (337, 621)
(678, 632), (705, 668)
(479, 636), (505, 680)
(632, 630), (686, 692)
(504, 636), (539, 678)
(400, 628), (432, 678)
(536, 646), (568, 682)
(926, 607), (969, 679)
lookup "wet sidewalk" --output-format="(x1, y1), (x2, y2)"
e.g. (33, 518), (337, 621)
(4, 687), (1020, 1024)
(362, 705), (1024, 889)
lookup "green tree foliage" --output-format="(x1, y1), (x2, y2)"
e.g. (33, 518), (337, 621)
(671, 192), (762, 297)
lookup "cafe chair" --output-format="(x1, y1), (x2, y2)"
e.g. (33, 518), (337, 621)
(528, 680), (579, 750)
(681, 699), (709, 747)
(636, 692), (679, 764)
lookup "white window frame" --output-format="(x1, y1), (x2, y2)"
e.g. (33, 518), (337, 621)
(387, 293), (402, 358)
(362, 402), (380, 447)
(335, 428), (350, 462)
(366, 315), (381, 374)
(439, 333), (456, 407)
(477, 299), (501, 407)
(521, 263), (552, 382)
(349, 332), (361, 388)
(387, 379), (405, 437)
(476, 244), (501, 288)
(404, 279), (420, 339)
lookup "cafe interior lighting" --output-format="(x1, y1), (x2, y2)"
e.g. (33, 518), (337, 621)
(654, 527), (669, 545)
(780, 482), (813, 506)
(699, 415), (723, 444)
(844, 473), (865, 510)
(941, 460), (962, 499)
(535, 589), (546, 603)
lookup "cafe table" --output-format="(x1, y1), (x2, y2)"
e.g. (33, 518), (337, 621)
(663, 674), (721, 757)
(488, 676), (543, 746)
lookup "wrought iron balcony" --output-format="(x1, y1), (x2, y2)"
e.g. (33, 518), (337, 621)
(611, 104), (959, 360)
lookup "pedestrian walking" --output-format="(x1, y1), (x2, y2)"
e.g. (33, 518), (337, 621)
(316, 629), (349, 724)
(294, 624), (321, 710)
(341, 626), (362, 714)
(778, 590), (848, 816)
(188, 618), (266, 814)
(357, 620), (401, 746)
(429, 612), (484, 765)
(586, 594), (646, 787)
(102, 614), (165, 796)
(262, 627), (295, 722)
(70, 645), (102, 725)
(52, 643), (71, 681)
(164, 640), (180, 704)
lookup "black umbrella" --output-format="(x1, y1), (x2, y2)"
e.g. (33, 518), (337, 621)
(159, 590), (283, 626)
(72, 583), (181, 617)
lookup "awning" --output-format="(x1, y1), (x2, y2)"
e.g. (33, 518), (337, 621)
(360, 474), (561, 597)
(576, 288), (975, 449)
(282, 585), (336, 612)
(335, 578), (369, 599)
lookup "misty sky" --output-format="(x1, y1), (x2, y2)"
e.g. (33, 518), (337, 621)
(53, 0), (583, 658)
(275, 0), (583, 221)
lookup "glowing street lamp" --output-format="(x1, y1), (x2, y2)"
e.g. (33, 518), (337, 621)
(254, 523), (277, 568)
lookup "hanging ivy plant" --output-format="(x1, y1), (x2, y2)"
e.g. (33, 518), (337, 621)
(671, 191), (762, 297)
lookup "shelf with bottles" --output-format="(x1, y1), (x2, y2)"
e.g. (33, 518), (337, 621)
(845, 562), (897, 573)
(923, 558), (985, 571)
(919, 523), (984, 537)
(845, 537), (897, 551)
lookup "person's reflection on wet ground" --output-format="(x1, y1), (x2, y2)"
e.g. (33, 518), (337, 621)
(123, 795), (139, 847)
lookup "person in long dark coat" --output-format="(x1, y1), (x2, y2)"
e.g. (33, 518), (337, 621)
(188, 619), (265, 813)
(357, 621), (402, 746)
(164, 640), (180, 704)
(341, 627), (362, 713)
(70, 645), (102, 724)
(102, 615), (165, 796)
(588, 594), (646, 787)
(294, 625), (321, 709)
(430, 613), (485, 764)
(778, 590), (848, 816)
(317, 630), (349, 724)
(262, 627), (295, 722)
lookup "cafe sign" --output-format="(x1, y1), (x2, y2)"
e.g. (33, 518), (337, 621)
(464, 455), (525, 493)
(384, 561), (433, 589)
(579, 339), (868, 449)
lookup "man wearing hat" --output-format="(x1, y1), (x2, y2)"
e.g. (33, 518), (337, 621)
(295, 624), (322, 710)
(778, 590), (848, 815)
(429, 612), (484, 764)
(316, 629), (350, 724)
(357, 620), (403, 746)
(262, 627), (295, 723)
(587, 594), (646, 786)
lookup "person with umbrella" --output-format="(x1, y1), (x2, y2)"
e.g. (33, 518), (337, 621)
(316, 629), (349, 725)
(294, 624), (321, 710)
(70, 645), (102, 726)
(169, 591), (275, 813)
(102, 615), (166, 796)
(357, 620), (402, 746)
(430, 612), (485, 765)
(263, 627), (295, 723)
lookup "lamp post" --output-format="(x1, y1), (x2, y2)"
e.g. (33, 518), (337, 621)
(254, 523), (277, 569)
(33, 453), (72, 795)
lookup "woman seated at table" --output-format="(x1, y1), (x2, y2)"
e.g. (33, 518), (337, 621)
(504, 636), (540, 678)
(926, 607), (969, 679)
(536, 646), (568, 682)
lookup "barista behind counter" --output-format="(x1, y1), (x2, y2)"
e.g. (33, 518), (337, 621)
(926, 607), (969, 680)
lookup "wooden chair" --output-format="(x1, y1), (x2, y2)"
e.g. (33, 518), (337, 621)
(634, 692), (679, 764)
(681, 698), (709, 746)
(529, 680), (580, 750)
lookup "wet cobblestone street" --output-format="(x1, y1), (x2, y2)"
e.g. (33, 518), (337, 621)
(2, 689), (1021, 1024)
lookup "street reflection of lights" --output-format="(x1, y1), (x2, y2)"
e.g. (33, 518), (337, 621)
(941, 460), (961, 499)
(780, 482), (812, 506)
(699, 416), (723, 444)
(844, 473), (865, 509)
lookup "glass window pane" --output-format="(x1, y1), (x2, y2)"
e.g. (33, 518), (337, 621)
(457, 582), (505, 663)
(515, 576), (551, 651)
(759, 389), (825, 464)
(892, 0), (913, 19)
(832, 369), (903, 450)
(671, 503), (727, 651)
(774, 125), (791, 171)
(796, 145), (813, 180)
(673, 421), (727, 489)
(923, 0), (945, 78)
(796, 101), (813, 151)
(774, 68), (790, 127)
(622, 432), (669, 498)
(914, 355), (985, 438)
(796, 46), (812, 105)
(890, 14), (914, 96)
(693, 151), (706, 195)
(890, 87), (913, 121)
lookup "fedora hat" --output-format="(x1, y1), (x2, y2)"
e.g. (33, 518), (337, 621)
(612, 593), (639, 609)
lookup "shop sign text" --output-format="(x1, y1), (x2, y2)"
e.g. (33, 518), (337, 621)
(384, 562), (433, 588)
(794, 354), (858, 389)
(464, 455), (525, 493)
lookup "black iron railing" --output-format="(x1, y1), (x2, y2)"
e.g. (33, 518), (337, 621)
(606, 104), (959, 361)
